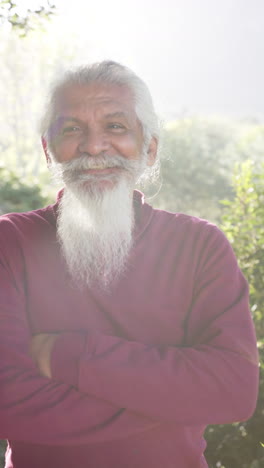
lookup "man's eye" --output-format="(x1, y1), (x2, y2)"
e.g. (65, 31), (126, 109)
(62, 126), (81, 134)
(108, 123), (125, 130)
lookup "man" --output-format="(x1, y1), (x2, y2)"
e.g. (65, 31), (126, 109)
(0, 61), (259, 468)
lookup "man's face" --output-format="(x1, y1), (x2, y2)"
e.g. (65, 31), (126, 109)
(48, 82), (156, 192)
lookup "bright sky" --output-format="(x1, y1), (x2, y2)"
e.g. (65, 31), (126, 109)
(16, 0), (264, 119)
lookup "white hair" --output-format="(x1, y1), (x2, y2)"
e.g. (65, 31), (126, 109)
(57, 177), (134, 291)
(40, 61), (161, 162)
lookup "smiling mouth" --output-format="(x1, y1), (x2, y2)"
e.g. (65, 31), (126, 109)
(80, 167), (123, 175)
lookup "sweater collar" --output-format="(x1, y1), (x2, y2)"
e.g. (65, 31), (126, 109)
(132, 190), (154, 241)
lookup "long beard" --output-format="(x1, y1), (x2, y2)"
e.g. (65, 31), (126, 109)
(51, 154), (147, 290)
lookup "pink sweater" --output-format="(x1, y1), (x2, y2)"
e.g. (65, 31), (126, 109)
(0, 191), (259, 468)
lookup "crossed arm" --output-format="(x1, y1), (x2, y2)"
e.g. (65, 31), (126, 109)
(31, 229), (259, 426)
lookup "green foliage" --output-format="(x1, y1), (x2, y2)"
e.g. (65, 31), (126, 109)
(0, 441), (5, 468)
(205, 160), (264, 468)
(159, 118), (235, 218)
(0, 26), (88, 182)
(0, 0), (56, 34)
(150, 118), (239, 220)
(148, 118), (264, 223)
(0, 167), (51, 214)
(222, 160), (264, 337)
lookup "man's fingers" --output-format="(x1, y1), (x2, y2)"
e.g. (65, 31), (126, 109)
(30, 333), (58, 378)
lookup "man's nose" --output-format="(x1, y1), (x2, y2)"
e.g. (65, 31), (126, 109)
(78, 130), (109, 156)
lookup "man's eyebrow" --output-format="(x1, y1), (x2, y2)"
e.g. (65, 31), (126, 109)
(55, 116), (82, 124)
(104, 111), (129, 119)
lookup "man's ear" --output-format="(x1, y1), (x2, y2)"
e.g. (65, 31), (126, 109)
(41, 136), (52, 166)
(146, 137), (158, 166)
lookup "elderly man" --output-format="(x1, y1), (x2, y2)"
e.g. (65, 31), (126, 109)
(0, 61), (259, 468)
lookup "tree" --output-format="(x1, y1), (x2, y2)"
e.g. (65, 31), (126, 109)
(0, 22), (90, 181)
(0, 4), (56, 463)
(0, 167), (51, 215)
(0, 0), (55, 34)
(144, 117), (264, 223)
(205, 160), (264, 468)
(221, 160), (264, 341)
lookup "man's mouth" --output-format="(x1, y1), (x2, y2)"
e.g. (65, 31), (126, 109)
(79, 167), (123, 176)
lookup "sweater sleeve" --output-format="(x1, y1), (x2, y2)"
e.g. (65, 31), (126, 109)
(51, 226), (259, 425)
(0, 221), (158, 446)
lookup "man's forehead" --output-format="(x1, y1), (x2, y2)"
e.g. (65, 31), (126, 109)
(55, 82), (135, 110)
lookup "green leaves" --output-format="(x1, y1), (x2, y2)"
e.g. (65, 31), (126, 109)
(148, 117), (264, 223)
(0, 166), (50, 214)
(221, 160), (264, 335)
(0, 0), (56, 35)
(205, 160), (264, 468)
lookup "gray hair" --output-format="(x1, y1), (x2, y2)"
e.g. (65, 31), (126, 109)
(40, 60), (161, 153)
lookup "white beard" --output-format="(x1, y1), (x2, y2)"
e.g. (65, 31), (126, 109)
(51, 154), (147, 290)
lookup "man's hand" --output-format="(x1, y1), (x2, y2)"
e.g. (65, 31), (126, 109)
(30, 333), (58, 378)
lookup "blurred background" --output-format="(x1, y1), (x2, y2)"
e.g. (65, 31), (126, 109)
(0, 1), (263, 467)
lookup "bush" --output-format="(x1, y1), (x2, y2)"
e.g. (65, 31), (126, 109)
(205, 161), (264, 468)
(0, 166), (50, 215)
